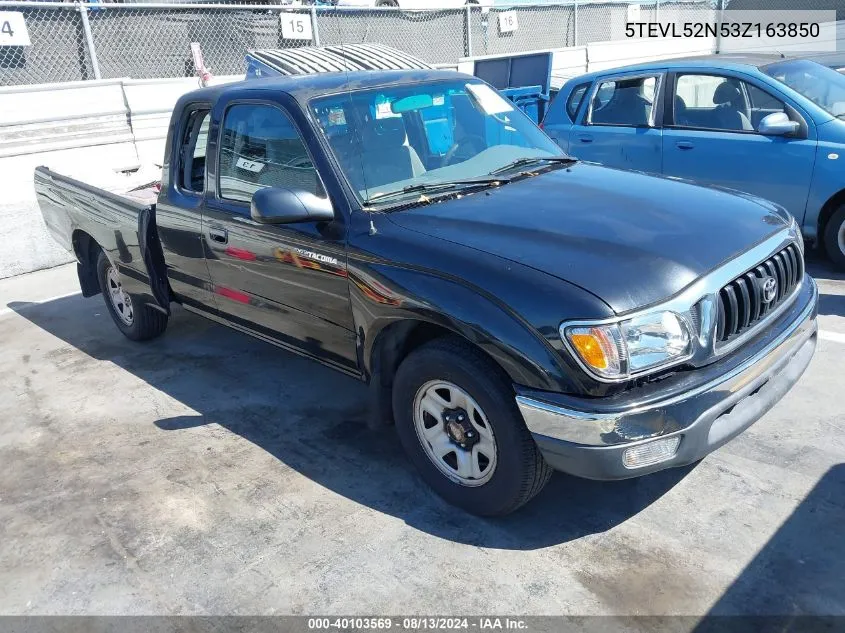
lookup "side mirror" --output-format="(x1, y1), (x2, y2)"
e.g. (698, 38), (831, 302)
(758, 112), (800, 136)
(250, 187), (335, 225)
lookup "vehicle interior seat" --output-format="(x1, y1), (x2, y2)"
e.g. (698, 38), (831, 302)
(351, 118), (426, 193)
(673, 95), (689, 126)
(713, 82), (753, 131)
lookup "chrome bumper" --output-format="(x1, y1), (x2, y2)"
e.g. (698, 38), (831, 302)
(517, 276), (818, 479)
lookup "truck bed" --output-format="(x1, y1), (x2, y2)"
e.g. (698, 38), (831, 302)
(34, 166), (168, 312)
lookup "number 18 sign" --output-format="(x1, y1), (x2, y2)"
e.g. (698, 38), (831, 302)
(280, 13), (313, 41)
(0, 12), (31, 46)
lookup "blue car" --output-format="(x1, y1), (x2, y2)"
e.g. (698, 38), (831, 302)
(543, 53), (845, 269)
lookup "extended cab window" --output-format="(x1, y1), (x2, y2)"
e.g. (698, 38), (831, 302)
(566, 82), (591, 121)
(590, 76), (657, 127)
(179, 109), (210, 193)
(218, 103), (322, 204)
(673, 74), (789, 132)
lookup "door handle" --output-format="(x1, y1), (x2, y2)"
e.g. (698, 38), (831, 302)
(676, 141), (695, 150)
(578, 135), (594, 144)
(208, 226), (228, 244)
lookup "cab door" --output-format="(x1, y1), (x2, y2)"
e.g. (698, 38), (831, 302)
(568, 71), (665, 174)
(156, 104), (217, 311)
(201, 93), (358, 374)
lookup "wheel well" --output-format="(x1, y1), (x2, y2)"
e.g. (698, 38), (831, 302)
(71, 230), (102, 297)
(372, 321), (451, 383)
(367, 320), (508, 426)
(818, 189), (845, 248)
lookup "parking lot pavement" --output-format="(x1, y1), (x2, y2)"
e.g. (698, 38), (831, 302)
(0, 257), (843, 617)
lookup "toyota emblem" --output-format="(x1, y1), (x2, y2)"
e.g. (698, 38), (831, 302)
(761, 277), (778, 304)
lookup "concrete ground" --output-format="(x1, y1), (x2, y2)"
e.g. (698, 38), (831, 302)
(0, 255), (843, 617)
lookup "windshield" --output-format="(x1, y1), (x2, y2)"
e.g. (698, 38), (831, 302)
(310, 79), (566, 205)
(763, 59), (845, 118)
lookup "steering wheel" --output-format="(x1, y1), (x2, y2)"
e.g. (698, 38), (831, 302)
(443, 135), (486, 166)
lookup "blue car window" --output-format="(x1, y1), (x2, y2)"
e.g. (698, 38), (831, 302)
(566, 82), (591, 121)
(590, 77), (656, 127)
(673, 74), (788, 133)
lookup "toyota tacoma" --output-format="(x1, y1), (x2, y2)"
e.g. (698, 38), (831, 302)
(36, 69), (818, 515)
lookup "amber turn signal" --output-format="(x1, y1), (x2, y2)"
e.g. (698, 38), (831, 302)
(569, 333), (608, 370)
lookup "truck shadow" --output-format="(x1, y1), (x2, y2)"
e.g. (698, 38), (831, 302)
(696, 464), (845, 624)
(9, 294), (693, 550)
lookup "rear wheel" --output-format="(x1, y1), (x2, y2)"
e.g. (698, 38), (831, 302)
(376, 0), (398, 6)
(97, 251), (168, 341)
(392, 337), (552, 516)
(823, 205), (845, 270)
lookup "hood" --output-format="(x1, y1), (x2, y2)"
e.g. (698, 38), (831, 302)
(387, 163), (789, 314)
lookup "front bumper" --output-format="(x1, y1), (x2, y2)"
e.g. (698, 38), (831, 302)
(518, 276), (818, 480)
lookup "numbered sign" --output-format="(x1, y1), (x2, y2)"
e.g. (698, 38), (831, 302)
(280, 13), (313, 41)
(498, 10), (518, 34)
(0, 12), (31, 47)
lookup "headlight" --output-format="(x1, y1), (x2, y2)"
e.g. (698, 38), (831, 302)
(562, 311), (693, 381)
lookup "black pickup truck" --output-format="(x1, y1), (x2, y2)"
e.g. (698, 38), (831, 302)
(36, 69), (818, 516)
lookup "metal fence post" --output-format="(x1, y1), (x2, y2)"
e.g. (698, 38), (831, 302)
(310, 6), (321, 46)
(573, 0), (578, 47)
(77, 3), (101, 80)
(716, 0), (726, 53)
(655, 0), (660, 22)
(464, 4), (472, 58)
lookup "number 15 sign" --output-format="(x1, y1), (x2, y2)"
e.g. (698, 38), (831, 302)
(280, 13), (313, 41)
(0, 12), (31, 46)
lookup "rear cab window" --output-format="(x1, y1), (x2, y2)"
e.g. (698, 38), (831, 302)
(177, 107), (210, 194)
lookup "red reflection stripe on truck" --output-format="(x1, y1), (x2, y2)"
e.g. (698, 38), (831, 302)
(215, 287), (250, 304)
(225, 246), (257, 261)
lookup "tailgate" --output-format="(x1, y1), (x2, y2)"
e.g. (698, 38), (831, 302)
(34, 166), (169, 313)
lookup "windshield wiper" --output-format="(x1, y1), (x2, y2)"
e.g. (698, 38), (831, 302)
(364, 177), (509, 205)
(489, 156), (576, 176)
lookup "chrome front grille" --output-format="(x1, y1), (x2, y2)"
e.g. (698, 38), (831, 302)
(715, 243), (804, 343)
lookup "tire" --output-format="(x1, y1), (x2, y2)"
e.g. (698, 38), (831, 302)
(97, 251), (168, 342)
(376, 0), (398, 6)
(392, 336), (552, 516)
(823, 205), (845, 271)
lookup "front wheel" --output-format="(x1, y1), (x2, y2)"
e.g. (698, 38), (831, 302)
(97, 251), (168, 341)
(823, 205), (845, 270)
(392, 337), (552, 516)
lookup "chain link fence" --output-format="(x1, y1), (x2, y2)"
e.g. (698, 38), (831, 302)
(0, 5), (95, 83)
(469, 4), (575, 56)
(317, 7), (468, 64)
(0, 1), (721, 86)
(88, 6), (314, 78)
